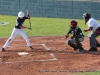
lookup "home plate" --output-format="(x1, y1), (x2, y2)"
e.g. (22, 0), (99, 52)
(18, 52), (29, 55)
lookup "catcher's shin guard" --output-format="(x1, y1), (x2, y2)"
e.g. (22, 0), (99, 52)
(75, 41), (83, 50)
(67, 40), (78, 49)
(74, 39), (84, 53)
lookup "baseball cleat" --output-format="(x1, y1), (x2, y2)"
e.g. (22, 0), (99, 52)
(78, 49), (84, 53)
(29, 46), (34, 50)
(2, 48), (5, 52)
(96, 44), (100, 47)
(89, 47), (97, 51)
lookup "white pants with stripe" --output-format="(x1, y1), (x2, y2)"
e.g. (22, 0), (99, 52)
(3, 28), (31, 49)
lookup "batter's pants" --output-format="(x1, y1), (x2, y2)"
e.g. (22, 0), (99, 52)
(3, 28), (31, 49)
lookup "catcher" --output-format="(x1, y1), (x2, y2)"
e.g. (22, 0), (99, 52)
(65, 20), (84, 53)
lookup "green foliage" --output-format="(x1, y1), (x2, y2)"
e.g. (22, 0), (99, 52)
(69, 71), (100, 75)
(0, 15), (99, 38)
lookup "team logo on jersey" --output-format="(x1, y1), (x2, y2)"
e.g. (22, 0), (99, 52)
(0, 22), (9, 26)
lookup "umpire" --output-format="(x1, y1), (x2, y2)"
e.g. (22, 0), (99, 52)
(83, 13), (100, 51)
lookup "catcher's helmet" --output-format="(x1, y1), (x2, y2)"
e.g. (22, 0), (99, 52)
(69, 20), (77, 29)
(18, 11), (24, 17)
(83, 13), (91, 19)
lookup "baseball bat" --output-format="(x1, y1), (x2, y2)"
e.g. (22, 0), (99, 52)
(26, 9), (32, 29)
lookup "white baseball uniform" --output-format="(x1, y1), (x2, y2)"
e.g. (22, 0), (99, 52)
(3, 17), (31, 49)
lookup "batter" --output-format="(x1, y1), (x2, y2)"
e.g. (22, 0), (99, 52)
(2, 11), (34, 52)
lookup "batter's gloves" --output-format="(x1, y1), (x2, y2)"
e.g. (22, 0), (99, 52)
(28, 15), (31, 19)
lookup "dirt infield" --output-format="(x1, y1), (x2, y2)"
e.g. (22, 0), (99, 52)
(0, 36), (100, 75)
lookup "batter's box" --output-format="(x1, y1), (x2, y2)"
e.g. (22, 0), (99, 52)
(6, 44), (51, 51)
(0, 52), (57, 64)
(32, 44), (51, 51)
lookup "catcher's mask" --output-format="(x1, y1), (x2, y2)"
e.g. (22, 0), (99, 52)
(69, 20), (77, 29)
(82, 13), (91, 24)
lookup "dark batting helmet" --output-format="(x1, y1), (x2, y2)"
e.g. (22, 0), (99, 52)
(69, 20), (77, 29)
(83, 13), (91, 19)
(83, 13), (91, 24)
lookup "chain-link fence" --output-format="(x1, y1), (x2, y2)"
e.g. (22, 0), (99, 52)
(47, 0), (100, 1)
(0, 0), (100, 19)
(0, 0), (100, 37)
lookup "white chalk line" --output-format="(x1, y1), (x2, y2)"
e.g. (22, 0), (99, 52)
(41, 44), (51, 50)
(0, 44), (50, 47)
(0, 44), (57, 64)
(0, 54), (57, 64)
(7, 44), (46, 47)
(50, 53), (57, 60)
(42, 44), (57, 61)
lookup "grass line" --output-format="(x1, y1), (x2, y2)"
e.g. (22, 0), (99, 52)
(0, 15), (91, 38)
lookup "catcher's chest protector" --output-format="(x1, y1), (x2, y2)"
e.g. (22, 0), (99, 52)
(72, 28), (78, 36)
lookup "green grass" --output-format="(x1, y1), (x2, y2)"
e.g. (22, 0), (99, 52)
(0, 15), (100, 75)
(69, 71), (100, 75)
(0, 15), (91, 38)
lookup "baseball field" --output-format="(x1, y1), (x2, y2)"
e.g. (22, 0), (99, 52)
(0, 15), (100, 75)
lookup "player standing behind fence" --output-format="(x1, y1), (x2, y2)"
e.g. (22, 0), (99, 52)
(83, 13), (100, 51)
(65, 20), (84, 53)
(1, 11), (34, 52)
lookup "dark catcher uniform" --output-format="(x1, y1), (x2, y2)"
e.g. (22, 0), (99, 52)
(65, 20), (84, 53)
